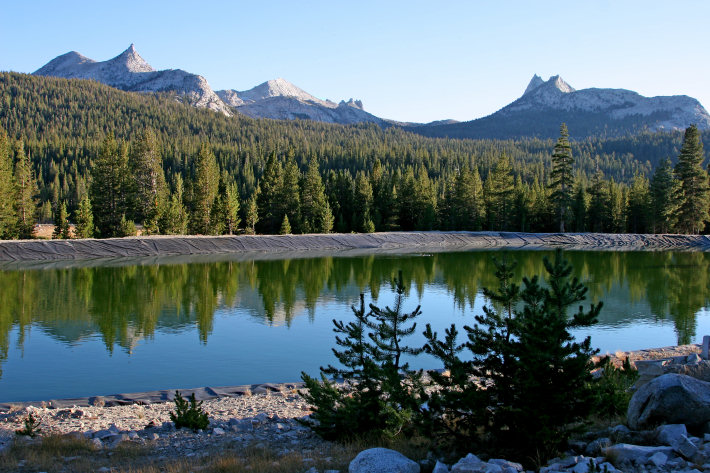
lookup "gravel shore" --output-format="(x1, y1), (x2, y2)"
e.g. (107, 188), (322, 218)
(0, 343), (701, 462)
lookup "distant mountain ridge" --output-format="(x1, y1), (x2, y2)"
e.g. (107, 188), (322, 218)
(32, 46), (710, 137)
(33, 45), (382, 125)
(408, 74), (710, 139)
(216, 78), (383, 124)
(34, 45), (231, 115)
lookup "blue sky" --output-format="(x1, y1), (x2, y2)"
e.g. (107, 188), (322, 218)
(1, 0), (708, 123)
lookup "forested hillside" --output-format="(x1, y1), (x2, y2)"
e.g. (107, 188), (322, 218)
(0, 72), (708, 238)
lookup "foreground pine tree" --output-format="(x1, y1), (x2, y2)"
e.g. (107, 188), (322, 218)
(423, 250), (601, 467)
(300, 272), (424, 440)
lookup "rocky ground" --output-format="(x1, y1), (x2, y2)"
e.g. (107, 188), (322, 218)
(0, 343), (707, 472)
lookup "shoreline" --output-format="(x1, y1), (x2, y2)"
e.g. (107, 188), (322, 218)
(0, 231), (709, 264)
(0, 343), (700, 411)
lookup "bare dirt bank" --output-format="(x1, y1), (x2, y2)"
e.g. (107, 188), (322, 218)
(0, 232), (708, 264)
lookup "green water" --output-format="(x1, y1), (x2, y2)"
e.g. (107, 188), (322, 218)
(1, 249), (709, 402)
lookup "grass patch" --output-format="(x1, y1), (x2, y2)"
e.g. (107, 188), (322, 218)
(0, 433), (431, 473)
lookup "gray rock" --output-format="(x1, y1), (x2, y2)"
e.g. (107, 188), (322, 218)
(489, 459), (523, 472)
(674, 435), (700, 460)
(432, 461), (450, 473)
(627, 374), (710, 429)
(649, 451), (668, 467)
(349, 448), (419, 473)
(656, 423), (688, 446)
(91, 438), (103, 449)
(604, 443), (674, 464)
(93, 429), (113, 440)
(212, 427), (225, 435)
(451, 453), (485, 473)
(610, 424), (631, 435)
(105, 433), (129, 446)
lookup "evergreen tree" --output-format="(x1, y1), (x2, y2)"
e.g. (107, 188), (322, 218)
(91, 134), (130, 238)
(485, 155), (514, 230)
(650, 158), (679, 233)
(161, 174), (188, 235)
(608, 179), (627, 233)
(0, 130), (17, 238)
(674, 125), (710, 234)
(549, 123), (575, 232)
(279, 214), (291, 234)
(209, 172), (229, 235)
(244, 191), (259, 235)
(256, 153), (283, 234)
(571, 182), (588, 232)
(627, 175), (651, 233)
(587, 171), (608, 232)
(130, 129), (167, 232)
(190, 144), (219, 235)
(301, 274), (425, 440)
(424, 251), (601, 465)
(14, 139), (38, 238)
(280, 159), (302, 233)
(301, 159), (333, 233)
(353, 172), (374, 233)
(225, 182), (241, 235)
(74, 195), (94, 238)
(52, 201), (70, 239)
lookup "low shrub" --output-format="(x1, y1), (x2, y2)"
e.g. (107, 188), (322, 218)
(15, 412), (42, 438)
(169, 391), (209, 432)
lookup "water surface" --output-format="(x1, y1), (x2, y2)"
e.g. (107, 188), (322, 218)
(1, 249), (709, 402)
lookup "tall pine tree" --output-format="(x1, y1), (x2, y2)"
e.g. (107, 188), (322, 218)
(549, 123), (575, 232)
(650, 158), (679, 233)
(0, 130), (16, 238)
(91, 134), (130, 238)
(674, 125), (709, 234)
(190, 144), (219, 235)
(14, 139), (37, 238)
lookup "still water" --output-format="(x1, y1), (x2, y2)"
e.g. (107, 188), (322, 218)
(1, 249), (709, 402)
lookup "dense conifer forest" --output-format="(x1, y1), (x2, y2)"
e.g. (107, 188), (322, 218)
(0, 72), (709, 238)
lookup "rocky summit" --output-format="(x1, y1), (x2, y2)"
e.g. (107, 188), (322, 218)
(33, 46), (710, 135)
(34, 45), (231, 115)
(216, 78), (382, 125)
(408, 74), (710, 139)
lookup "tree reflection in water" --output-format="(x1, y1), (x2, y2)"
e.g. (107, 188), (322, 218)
(0, 250), (709, 375)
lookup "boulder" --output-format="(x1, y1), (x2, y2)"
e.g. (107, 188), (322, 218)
(349, 448), (420, 473)
(627, 373), (710, 429)
(432, 461), (450, 473)
(656, 424), (688, 446)
(604, 444), (674, 465)
(451, 453), (485, 473)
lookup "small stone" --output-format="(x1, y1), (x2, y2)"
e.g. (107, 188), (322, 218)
(91, 438), (103, 449)
(212, 427), (225, 435)
(649, 451), (668, 467)
(149, 432), (159, 441)
(432, 460), (450, 473)
(127, 431), (139, 440)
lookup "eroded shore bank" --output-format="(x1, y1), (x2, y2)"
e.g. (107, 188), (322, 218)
(0, 231), (709, 264)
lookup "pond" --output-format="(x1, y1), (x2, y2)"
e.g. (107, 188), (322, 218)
(1, 249), (710, 403)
